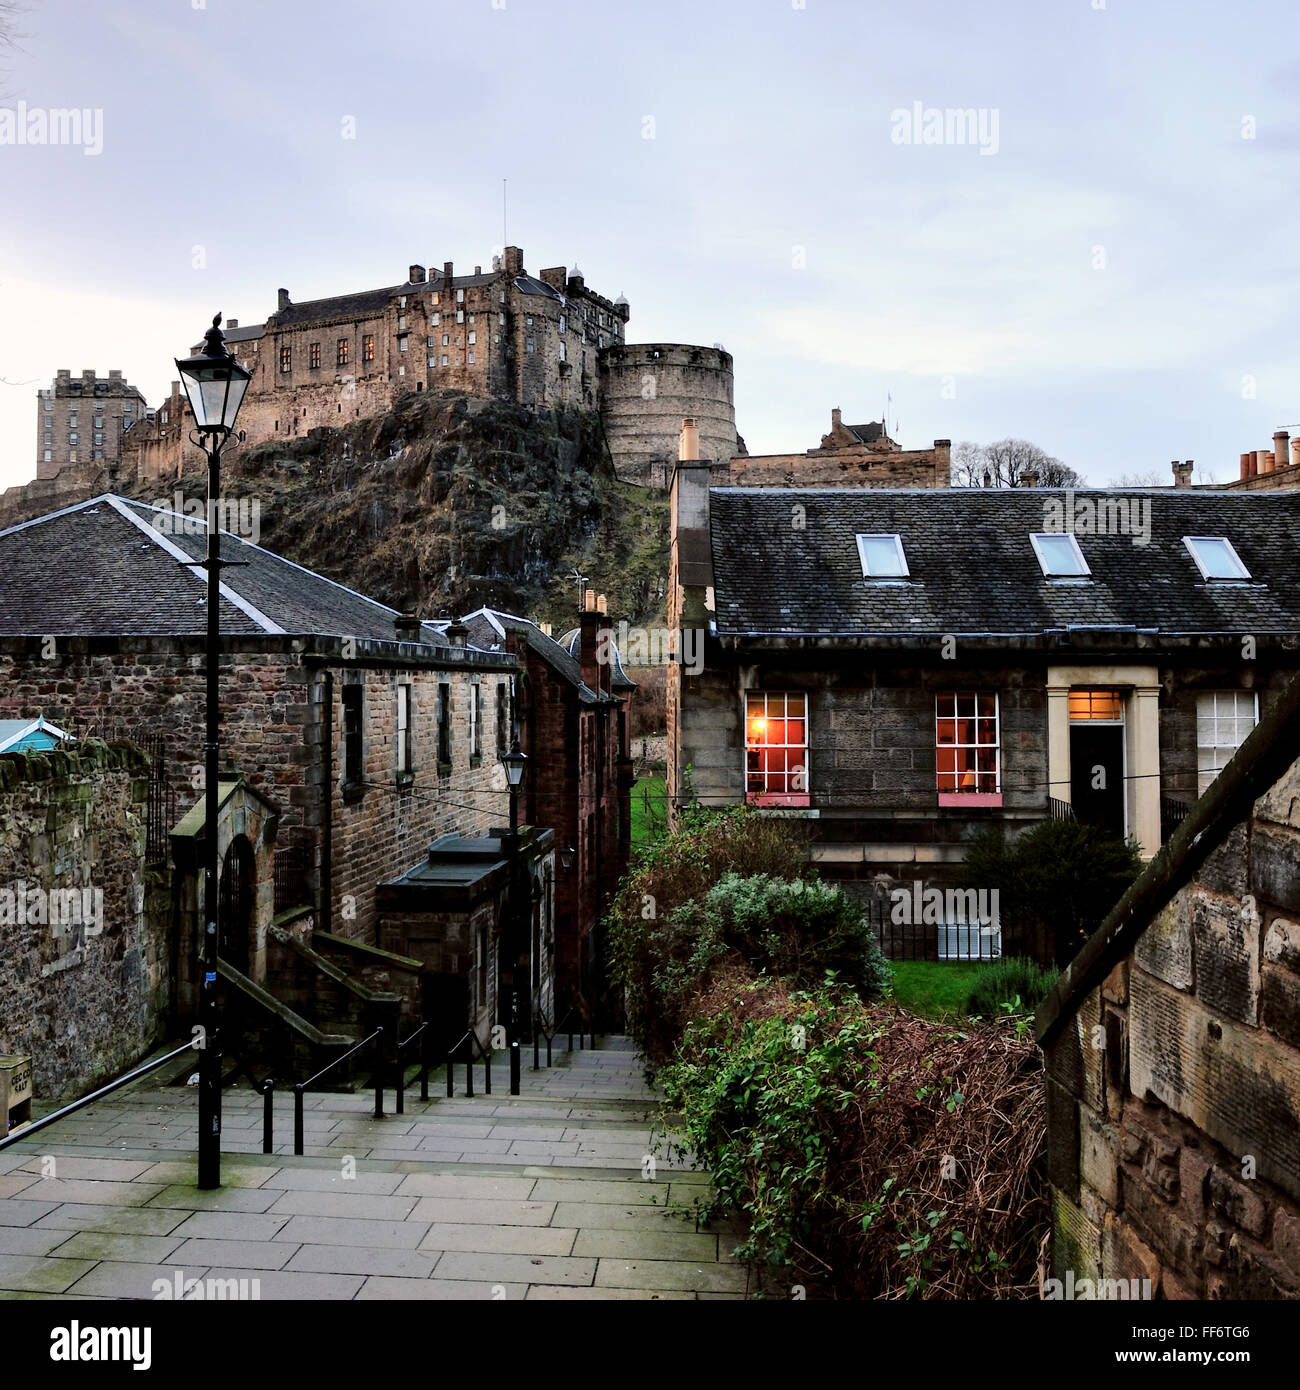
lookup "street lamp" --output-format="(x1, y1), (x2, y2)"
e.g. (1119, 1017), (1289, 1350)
(175, 314), (251, 1191)
(499, 739), (529, 1093)
(559, 845), (576, 874)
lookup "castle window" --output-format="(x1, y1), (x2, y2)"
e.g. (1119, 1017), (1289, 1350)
(280, 345), (292, 373)
(525, 336), (535, 354)
(363, 335), (375, 363)
(456, 310), (464, 324)
(337, 339), (350, 366)
(470, 682), (481, 760)
(456, 288), (464, 303)
(431, 312), (440, 326)
(437, 682), (452, 768)
(343, 685), (364, 786)
(396, 684), (412, 775)
(559, 314), (567, 334)
(496, 682), (509, 756)
(558, 341), (566, 363)
(397, 334), (409, 353)
(468, 351), (475, 364)
(468, 332), (476, 346)
(936, 691), (1000, 799)
(441, 355), (449, 366)
(309, 342), (321, 369)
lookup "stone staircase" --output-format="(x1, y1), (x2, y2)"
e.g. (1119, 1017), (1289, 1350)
(0, 1036), (751, 1300)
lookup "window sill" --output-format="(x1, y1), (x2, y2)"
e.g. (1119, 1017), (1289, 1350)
(937, 792), (1003, 809)
(747, 792), (811, 809)
(342, 782), (365, 805)
(395, 772), (414, 789)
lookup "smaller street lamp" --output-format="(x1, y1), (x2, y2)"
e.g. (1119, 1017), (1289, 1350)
(501, 740), (528, 835)
(559, 845), (576, 874)
(499, 739), (529, 1094)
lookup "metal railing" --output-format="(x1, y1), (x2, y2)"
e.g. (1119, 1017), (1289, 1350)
(555, 995), (594, 1053)
(1049, 797), (1077, 822)
(532, 987), (555, 1071)
(0, 1040), (194, 1154)
(221, 1057), (277, 1155)
(1161, 795), (1192, 843)
(293, 1027), (384, 1156)
(445, 1029), (491, 1098)
(393, 1021), (431, 1115)
(273, 846), (313, 913)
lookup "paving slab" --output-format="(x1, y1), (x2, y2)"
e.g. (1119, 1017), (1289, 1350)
(595, 1259), (750, 1294)
(169, 1238), (300, 1270)
(269, 1214), (431, 1250)
(571, 1228), (719, 1261)
(33, 1204), (191, 1237)
(0, 1256), (99, 1294)
(432, 1251), (596, 1286)
(355, 1276), (528, 1300)
(394, 1174), (537, 1201)
(198, 1267), (365, 1300)
(264, 1189), (419, 1221)
(283, 1243), (440, 1278)
(146, 1185), (284, 1213)
(132, 1161), (274, 1188)
(12, 1156), (158, 1183)
(525, 1284), (695, 1301)
(0, 1173), (43, 1198)
(8, 1178), (165, 1207)
(258, 1168), (407, 1195)
(406, 1197), (556, 1226)
(168, 1211), (291, 1241)
(528, 1178), (670, 1205)
(417, 1223), (577, 1257)
(48, 1231), (186, 1264)
(0, 1224), (81, 1257)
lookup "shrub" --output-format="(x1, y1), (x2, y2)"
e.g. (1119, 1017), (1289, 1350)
(960, 818), (1142, 965)
(657, 974), (1047, 1298)
(614, 870), (891, 1067)
(964, 955), (1060, 1018)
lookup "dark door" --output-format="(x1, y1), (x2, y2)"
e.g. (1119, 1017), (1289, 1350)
(1070, 725), (1125, 839)
(217, 836), (254, 975)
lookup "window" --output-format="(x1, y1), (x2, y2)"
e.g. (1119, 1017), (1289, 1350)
(441, 354), (449, 367)
(431, 291), (440, 306)
(525, 336), (536, 354)
(343, 685), (363, 785)
(936, 692), (1000, 799)
(43, 433), (51, 445)
(744, 692), (809, 806)
(396, 684), (412, 775)
(363, 334), (375, 363)
(499, 312), (505, 327)
(468, 313), (475, 325)
(43, 400), (52, 412)
(1184, 536), (1250, 581)
(496, 682), (509, 756)
(470, 682), (481, 760)
(1069, 690), (1124, 721)
(68, 433), (78, 445)
(337, 339), (350, 366)
(468, 331), (476, 346)
(398, 315), (407, 331)
(526, 316), (534, 328)
(559, 314), (567, 334)
(397, 334), (409, 353)
(1197, 691), (1257, 794)
(1031, 532), (1090, 577)
(93, 449), (103, 460)
(558, 341), (566, 363)
(442, 333), (450, 347)
(856, 533), (909, 578)
(468, 351), (475, 364)
(42, 449), (51, 462)
(437, 682), (452, 768)
(456, 310), (464, 324)
(94, 433), (103, 445)
(68, 450), (77, 462)
(279, 345), (291, 373)
(477, 923), (488, 1008)
(309, 341), (321, 369)
(69, 413), (77, 427)
(456, 288), (464, 303)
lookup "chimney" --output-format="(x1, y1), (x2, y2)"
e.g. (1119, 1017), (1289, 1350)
(409, 264), (426, 284)
(679, 417), (700, 463)
(1292, 439), (1300, 469)
(595, 595), (612, 694)
(226, 320), (238, 330)
(474, 265), (481, 275)
(108, 368), (123, 381)
(579, 591), (601, 693)
(1261, 449), (1276, 474)
(443, 262), (453, 291)
(1241, 452), (1253, 481)
(278, 288), (290, 311)
(1275, 430), (1291, 474)
(1020, 467), (1039, 488)
(444, 620), (468, 649)
(504, 246), (524, 276)
(831, 407), (842, 430)
(1172, 460), (1194, 488)
(394, 613), (422, 642)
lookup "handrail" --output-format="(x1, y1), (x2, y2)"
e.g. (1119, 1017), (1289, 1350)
(221, 1057), (277, 1155)
(394, 1021), (431, 1114)
(555, 994), (595, 1052)
(0, 1040), (194, 1153)
(293, 1026), (384, 1156)
(445, 1028), (491, 1099)
(531, 986), (555, 1070)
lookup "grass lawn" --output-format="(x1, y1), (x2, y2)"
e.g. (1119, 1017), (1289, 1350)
(630, 775), (668, 853)
(889, 960), (984, 1019)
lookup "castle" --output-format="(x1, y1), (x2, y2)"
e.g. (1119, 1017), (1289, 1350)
(8, 242), (955, 523)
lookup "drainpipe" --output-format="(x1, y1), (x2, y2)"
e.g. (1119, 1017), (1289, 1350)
(322, 669), (333, 935)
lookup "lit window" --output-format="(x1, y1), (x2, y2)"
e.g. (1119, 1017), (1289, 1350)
(936, 691), (1000, 796)
(744, 691), (809, 806)
(431, 292), (440, 306)
(1031, 532), (1090, 577)
(1197, 691), (1257, 794)
(337, 339), (350, 366)
(363, 335), (376, 363)
(279, 346), (292, 373)
(1184, 536), (1250, 581)
(69, 450), (77, 463)
(1068, 689), (1124, 721)
(856, 533), (908, 578)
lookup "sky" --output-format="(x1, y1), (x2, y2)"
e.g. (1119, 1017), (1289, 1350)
(1, 0), (1299, 491)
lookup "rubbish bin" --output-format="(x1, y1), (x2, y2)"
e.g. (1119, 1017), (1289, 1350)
(0, 1056), (32, 1136)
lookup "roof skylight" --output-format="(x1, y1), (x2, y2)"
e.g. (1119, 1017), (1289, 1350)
(1030, 532), (1090, 577)
(1184, 536), (1251, 581)
(856, 533), (909, 578)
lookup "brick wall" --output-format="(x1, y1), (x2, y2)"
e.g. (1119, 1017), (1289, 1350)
(0, 742), (170, 1101)
(1043, 750), (1300, 1298)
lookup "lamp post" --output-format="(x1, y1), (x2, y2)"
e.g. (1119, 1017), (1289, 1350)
(500, 740), (528, 1095)
(175, 314), (252, 1190)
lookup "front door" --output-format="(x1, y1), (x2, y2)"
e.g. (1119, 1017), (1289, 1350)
(1070, 724), (1125, 839)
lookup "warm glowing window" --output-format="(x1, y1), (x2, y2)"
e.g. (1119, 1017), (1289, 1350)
(1069, 690), (1124, 721)
(337, 339), (350, 366)
(936, 692), (999, 795)
(364, 335), (376, 363)
(745, 692), (808, 806)
(1197, 691), (1257, 794)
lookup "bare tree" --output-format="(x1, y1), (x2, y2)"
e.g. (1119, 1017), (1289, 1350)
(951, 438), (1084, 489)
(0, 3), (26, 97)
(1111, 468), (1167, 487)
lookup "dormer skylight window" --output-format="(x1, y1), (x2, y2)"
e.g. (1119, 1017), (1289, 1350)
(1184, 536), (1250, 581)
(856, 533), (909, 578)
(1031, 532), (1090, 577)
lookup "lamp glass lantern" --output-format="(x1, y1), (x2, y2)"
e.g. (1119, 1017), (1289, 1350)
(559, 845), (576, 873)
(175, 315), (252, 434)
(501, 742), (528, 791)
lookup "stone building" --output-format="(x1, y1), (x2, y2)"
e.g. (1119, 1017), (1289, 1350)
(1036, 672), (1300, 1299)
(1225, 427), (1300, 492)
(34, 368), (148, 481)
(460, 601), (635, 1023)
(722, 406), (951, 489)
(668, 438), (1300, 953)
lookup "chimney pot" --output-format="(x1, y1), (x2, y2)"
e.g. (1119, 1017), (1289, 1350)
(1241, 452), (1252, 480)
(394, 612), (422, 642)
(831, 407), (842, 429)
(1292, 439), (1300, 469)
(1172, 460), (1194, 488)
(444, 620), (468, 649)
(1275, 431), (1290, 473)
(1020, 468), (1039, 488)
(679, 417), (700, 463)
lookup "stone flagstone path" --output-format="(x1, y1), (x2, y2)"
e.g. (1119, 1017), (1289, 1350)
(0, 1037), (751, 1300)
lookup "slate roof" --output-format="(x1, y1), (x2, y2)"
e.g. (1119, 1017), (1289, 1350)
(271, 287), (397, 329)
(514, 275), (564, 302)
(708, 487), (1300, 640)
(845, 421), (885, 444)
(461, 609), (633, 701)
(0, 495), (409, 640)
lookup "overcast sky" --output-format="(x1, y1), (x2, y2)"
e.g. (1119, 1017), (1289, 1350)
(1, 0), (1298, 492)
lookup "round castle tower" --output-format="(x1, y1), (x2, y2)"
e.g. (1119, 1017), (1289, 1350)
(599, 343), (738, 487)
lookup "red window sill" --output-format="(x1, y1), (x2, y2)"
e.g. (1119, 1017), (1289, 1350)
(747, 792), (811, 809)
(938, 792), (1003, 808)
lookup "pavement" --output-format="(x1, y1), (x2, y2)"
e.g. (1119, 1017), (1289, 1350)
(0, 1037), (751, 1301)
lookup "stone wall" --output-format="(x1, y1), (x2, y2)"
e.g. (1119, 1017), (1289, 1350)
(0, 742), (169, 1102)
(1042, 748), (1300, 1298)
(724, 439), (950, 489)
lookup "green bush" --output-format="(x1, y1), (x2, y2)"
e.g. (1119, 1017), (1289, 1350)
(611, 866), (891, 1067)
(964, 955), (1059, 1018)
(960, 818), (1142, 965)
